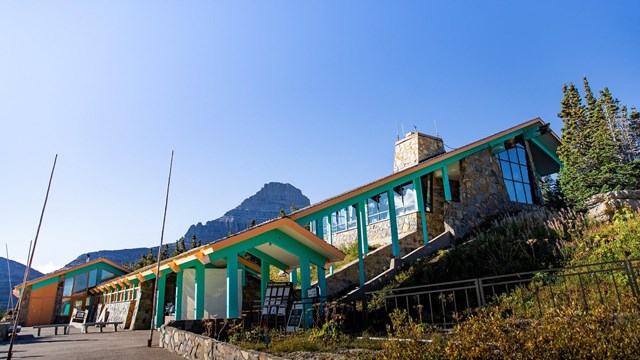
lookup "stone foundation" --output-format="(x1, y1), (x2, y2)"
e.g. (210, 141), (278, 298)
(131, 281), (154, 330)
(97, 300), (136, 329)
(159, 324), (286, 360)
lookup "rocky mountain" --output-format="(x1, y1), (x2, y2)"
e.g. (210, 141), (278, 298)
(0, 257), (44, 311)
(63, 182), (310, 269)
(183, 182), (310, 243)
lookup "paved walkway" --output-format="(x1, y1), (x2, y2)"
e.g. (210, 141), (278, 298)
(0, 327), (181, 360)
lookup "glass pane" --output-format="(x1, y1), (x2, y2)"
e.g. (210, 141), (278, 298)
(403, 184), (416, 212)
(510, 162), (522, 182)
(517, 146), (527, 164)
(379, 193), (389, 213)
(498, 151), (509, 161)
(501, 160), (512, 180)
(74, 273), (88, 293)
(101, 270), (114, 281)
(524, 185), (532, 204)
(507, 148), (519, 163)
(63, 278), (73, 296)
(520, 164), (530, 183)
(61, 299), (70, 315)
(505, 180), (517, 202)
(515, 182), (527, 203)
(394, 190), (403, 214)
(88, 270), (97, 288)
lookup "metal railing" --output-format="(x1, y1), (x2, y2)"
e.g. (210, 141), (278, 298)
(362, 258), (640, 329)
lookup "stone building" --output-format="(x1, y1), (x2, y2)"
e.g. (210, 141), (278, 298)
(93, 117), (561, 330)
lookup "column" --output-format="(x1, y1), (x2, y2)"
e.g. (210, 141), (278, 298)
(174, 270), (183, 321)
(155, 274), (166, 328)
(358, 200), (369, 254)
(299, 255), (311, 328)
(290, 268), (298, 287)
(261, 260), (270, 306)
(227, 255), (239, 319)
(442, 166), (452, 201)
(327, 217), (334, 275)
(355, 204), (365, 288)
(317, 264), (326, 319)
(413, 176), (429, 245)
(194, 263), (205, 319)
(387, 188), (400, 257)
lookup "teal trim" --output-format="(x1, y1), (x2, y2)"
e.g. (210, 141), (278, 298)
(227, 254), (239, 318)
(175, 270), (183, 321)
(261, 260), (270, 306)
(413, 176), (429, 245)
(387, 189), (400, 257)
(290, 268), (297, 287)
(246, 267), (258, 276)
(299, 255), (311, 329)
(442, 166), (452, 201)
(355, 208), (365, 288)
(194, 263), (205, 319)
(529, 137), (563, 168)
(316, 218), (324, 240)
(294, 128), (531, 225)
(247, 249), (288, 272)
(155, 275), (166, 328)
(317, 264), (326, 318)
(31, 276), (59, 291)
(327, 219), (334, 275)
(240, 264), (247, 286)
(67, 261), (127, 279)
(357, 201), (369, 254)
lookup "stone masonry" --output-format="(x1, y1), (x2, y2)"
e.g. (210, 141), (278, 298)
(586, 190), (640, 221)
(394, 132), (445, 173)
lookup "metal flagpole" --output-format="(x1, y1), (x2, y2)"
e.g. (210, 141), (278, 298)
(8, 154), (58, 360)
(6, 244), (14, 310)
(148, 150), (174, 347)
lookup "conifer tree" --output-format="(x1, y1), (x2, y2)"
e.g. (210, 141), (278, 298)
(179, 237), (186, 253)
(190, 235), (197, 249)
(248, 218), (256, 228)
(278, 208), (286, 217)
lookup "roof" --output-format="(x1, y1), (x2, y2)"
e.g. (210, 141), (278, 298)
(290, 117), (561, 221)
(14, 257), (130, 292)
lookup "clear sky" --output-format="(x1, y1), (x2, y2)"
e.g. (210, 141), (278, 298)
(1, 1), (639, 273)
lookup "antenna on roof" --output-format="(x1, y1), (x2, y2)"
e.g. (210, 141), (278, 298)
(396, 122), (400, 141)
(413, 125), (418, 132)
(434, 120), (440, 137)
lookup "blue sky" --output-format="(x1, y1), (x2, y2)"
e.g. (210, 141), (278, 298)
(1, 1), (639, 272)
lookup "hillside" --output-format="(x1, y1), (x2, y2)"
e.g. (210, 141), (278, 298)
(0, 257), (44, 311)
(64, 182), (309, 268)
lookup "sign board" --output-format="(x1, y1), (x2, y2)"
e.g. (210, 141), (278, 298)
(286, 301), (304, 332)
(261, 282), (292, 317)
(306, 286), (318, 299)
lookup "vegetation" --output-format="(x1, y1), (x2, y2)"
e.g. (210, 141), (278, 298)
(557, 78), (640, 209)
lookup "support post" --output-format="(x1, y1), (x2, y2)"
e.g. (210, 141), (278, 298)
(155, 274), (166, 328)
(227, 255), (239, 319)
(327, 217), (334, 275)
(442, 166), (452, 201)
(315, 218), (324, 240)
(299, 256), (311, 328)
(413, 176), (429, 245)
(387, 188), (400, 257)
(317, 264), (326, 319)
(290, 268), (298, 287)
(261, 260), (270, 306)
(355, 204), (366, 288)
(195, 263), (205, 319)
(175, 270), (183, 321)
(358, 200), (369, 254)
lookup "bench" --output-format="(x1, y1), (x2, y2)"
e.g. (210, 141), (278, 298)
(81, 321), (123, 333)
(33, 324), (70, 336)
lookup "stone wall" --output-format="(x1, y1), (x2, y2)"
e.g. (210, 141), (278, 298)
(586, 190), (640, 221)
(16, 286), (31, 324)
(98, 300), (135, 329)
(426, 176), (446, 239)
(330, 212), (419, 250)
(443, 149), (528, 237)
(159, 324), (286, 360)
(131, 281), (154, 330)
(394, 132), (445, 173)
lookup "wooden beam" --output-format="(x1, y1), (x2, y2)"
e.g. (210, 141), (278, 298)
(123, 278), (133, 287)
(168, 261), (181, 273)
(195, 251), (210, 265)
(238, 256), (260, 273)
(135, 273), (146, 282)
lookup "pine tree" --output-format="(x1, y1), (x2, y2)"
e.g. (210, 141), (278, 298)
(161, 244), (169, 261)
(179, 237), (186, 253)
(278, 208), (286, 217)
(248, 218), (256, 228)
(170, 240), (181, 257)
(290, 203), (298, 213)
(190, 235), (197, 249)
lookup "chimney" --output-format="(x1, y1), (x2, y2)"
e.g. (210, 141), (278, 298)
(394, 132), (445, 173)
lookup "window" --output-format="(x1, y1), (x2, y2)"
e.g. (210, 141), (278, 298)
(421, 174), (434, 212)
(63, 278), (74, 296)
(74, 273), (88, 293)
(346, 205), (357, 230)
(88, 270), (97, 288)
(60, 299), (70, 315)
(367, 193), (390, 223)
(496, 143), (533, 204)
(101, 270), (114, 281)
(394, 183), (417, 215)
(331, 209), (347, 232)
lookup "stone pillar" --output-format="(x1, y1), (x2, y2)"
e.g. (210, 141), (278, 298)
(394, 132), (445, 173)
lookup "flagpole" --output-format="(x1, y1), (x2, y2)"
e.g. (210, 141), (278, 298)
(148, 150), (174, 347)
(8, 154), (58, 360)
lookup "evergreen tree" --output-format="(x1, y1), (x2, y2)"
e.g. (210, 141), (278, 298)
(290, 203), (298, 213)
(278, 208), (286, 217)
(248, 218), (256, 228)
(161, 244), (169, 260)
(170, 240), (181, 257)
(179, 237), (186, 253)
(190, 235), (197, 249)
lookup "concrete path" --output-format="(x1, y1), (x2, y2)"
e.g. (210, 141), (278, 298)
(0, 327), (181, 360)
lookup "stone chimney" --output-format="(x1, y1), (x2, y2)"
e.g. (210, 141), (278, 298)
(394, 132), (445, 173)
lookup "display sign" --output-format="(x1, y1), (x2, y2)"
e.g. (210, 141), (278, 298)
(306, 286), (318, 299)
(286, 301), (304, 332)
(261, 282), (292, 318)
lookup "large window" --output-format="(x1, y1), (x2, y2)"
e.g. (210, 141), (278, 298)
(496, 143), (533, 204)
(367, 193), (390, 223)
(330, 205), (358, 233)
(394, 183), (417, 215)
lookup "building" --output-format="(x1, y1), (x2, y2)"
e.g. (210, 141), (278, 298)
(13, 258), (129, 326)
(87, 118), (563, 329)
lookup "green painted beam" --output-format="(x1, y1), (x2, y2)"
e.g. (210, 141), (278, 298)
(357, 201), (369, 254)
(387, 189), (400, 257)
(175, 270), (183, 321)
(355, 209), (366, 288)
(290, 268), (298, 287)
(227, 254), (239, 319)
(317, 264), (326, 318)
(315, 218), (324, 240)
(31, 276), (59, 291)
(413, 176), (429, 245)
(442, 166), (452, 201)
(261, 260), (270, 306)
(529, 137), (563, 168)
(327, 219), (334, 275)
(299, 255), (311, 329)
(247, 249), (288, 272)
(155, 274), (166, 328)
(194, 263), (205, 319)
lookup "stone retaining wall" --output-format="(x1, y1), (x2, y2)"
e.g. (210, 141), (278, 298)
(586, 190), (640, 220)
(159, 324), (286, 360)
